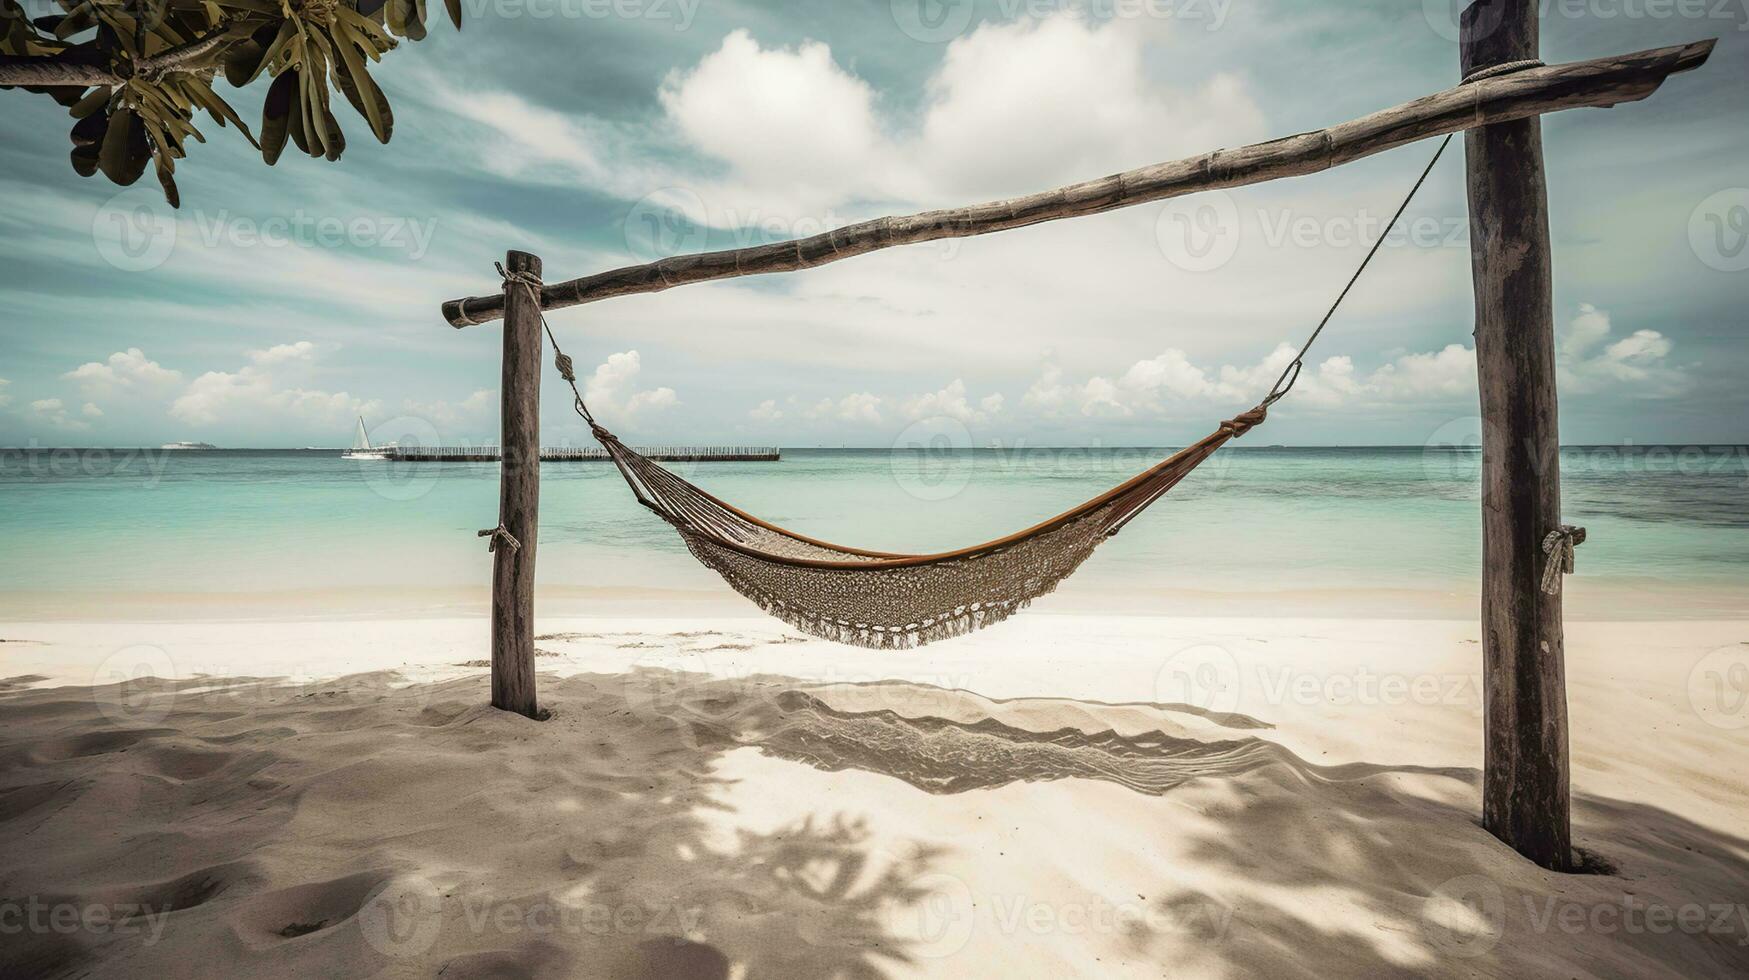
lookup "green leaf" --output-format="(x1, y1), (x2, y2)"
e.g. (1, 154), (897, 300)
(286, 91), (310, 156)
(68, 87), (110, 120)
(71, 110), (107, 146)
(259, 68), (296, 165)
(332, 24), (390, 143)
(99, 107), (148, 186)
(443, 0), (460, 29)
(246, 18), (299, 85)
(186, 76), (259, 149)
(320, 106), (344, 161)
(70, 143), (99, 178)
(156, 165), (180, 208)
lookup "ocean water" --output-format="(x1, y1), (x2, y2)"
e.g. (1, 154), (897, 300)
(2, 445), (1746, 617)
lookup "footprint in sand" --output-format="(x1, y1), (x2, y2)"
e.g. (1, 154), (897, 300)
(229, 869), (399, 950)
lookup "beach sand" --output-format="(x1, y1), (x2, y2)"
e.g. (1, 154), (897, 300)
(1, 614), (1746, 978)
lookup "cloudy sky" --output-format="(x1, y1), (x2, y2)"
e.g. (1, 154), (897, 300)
(1, 0), (1744, 448)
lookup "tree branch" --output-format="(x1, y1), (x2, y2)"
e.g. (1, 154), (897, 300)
(0, 54), (120, 87)
(443, 38), (1716, 329)
(0, 21), (251, 88)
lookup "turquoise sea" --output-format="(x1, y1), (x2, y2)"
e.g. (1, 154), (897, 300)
(2, 446), (1746, 619)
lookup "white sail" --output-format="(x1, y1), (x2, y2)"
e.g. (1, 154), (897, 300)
(352, 417), (371, 451)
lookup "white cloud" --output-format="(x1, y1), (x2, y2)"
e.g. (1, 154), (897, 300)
(169, 342), (378, 429)
(583, 351), (678, 417)
(0, 378), (10, 408)
(915, 16), (1265, 199)
(806, 393), (884, 424)
(1556, 304), (1687, 396)
(249, 341), (318, 366)
(659, 30), (893, 216)
(29, 397), (90, 431)
(1025, 342), (1473, 418)
(1016, 304), (1686, 421)
(81, 402), (103, 418)
(402, 389), (496, 431)
(447, 13), (1267, 235)
(902, 379), (1004, 423)
(748, 399), (783, 421)
(62, 348), (183, 394)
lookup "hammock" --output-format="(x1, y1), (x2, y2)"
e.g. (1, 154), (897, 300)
(498, 137), (1452, 649)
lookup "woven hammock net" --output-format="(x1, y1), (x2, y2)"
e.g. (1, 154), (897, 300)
(587, 409), (1261, 649)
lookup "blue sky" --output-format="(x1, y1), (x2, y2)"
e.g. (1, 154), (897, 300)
(1, 0), (1744, 448)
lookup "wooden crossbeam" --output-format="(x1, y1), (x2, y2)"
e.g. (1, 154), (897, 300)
(442, 38), (1713, 329)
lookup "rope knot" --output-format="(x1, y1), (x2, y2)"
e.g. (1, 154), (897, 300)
(495, 261), (544, 295)
(1220, 405), (1268, 438)
(478, 524), (521, 554)
(554, 351), (575, 382)
(1540, 525), (1586, 595)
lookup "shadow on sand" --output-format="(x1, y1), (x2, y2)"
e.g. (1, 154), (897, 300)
(1, 666), (1745, 978)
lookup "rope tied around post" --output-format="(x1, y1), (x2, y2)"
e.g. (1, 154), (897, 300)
(479, 524), (521, 554)
(1540, 524), (1586, 595)
(497, 262), (601, 431)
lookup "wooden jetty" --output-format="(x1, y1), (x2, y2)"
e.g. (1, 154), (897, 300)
(387, 446), (779, 462)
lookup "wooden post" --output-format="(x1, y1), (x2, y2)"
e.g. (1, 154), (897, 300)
(491, 249), (542, 718)
(1461, 0), (1572, 871)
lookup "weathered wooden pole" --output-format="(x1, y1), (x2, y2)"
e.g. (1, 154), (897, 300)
(490, 249), (542, 718)
(1461, 0), (1571, 870)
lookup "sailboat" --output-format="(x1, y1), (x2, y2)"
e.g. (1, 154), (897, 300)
(342, 417), (393, 460)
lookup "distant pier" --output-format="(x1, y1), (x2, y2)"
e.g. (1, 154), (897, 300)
(386, 446), (779, 462)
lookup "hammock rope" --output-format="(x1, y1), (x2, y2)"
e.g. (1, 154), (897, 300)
(489, 134), (1461, 649)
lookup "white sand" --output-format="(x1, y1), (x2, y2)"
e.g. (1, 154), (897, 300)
(2, 614), (1746, 978)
